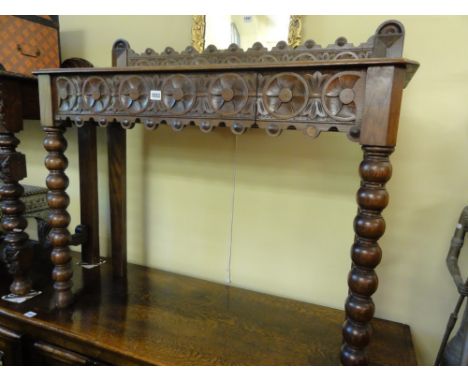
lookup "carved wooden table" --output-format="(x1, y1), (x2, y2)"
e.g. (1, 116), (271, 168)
(35, 20), (418, 365)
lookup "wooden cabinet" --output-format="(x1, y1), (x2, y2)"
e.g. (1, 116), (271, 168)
(0, 16), (60, 76)
(29, 342), (104, 366)
(0, 253), (417, 366)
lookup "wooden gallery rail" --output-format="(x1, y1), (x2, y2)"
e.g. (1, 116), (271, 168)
(35, 20), (418, 365)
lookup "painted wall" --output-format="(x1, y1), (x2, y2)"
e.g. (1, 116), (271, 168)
(18, 16), (468, 365)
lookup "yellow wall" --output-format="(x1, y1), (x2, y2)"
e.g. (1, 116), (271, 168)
(18, 16), (468, 365)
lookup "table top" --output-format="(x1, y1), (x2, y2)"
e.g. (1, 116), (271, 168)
(35, 57), (419, 85)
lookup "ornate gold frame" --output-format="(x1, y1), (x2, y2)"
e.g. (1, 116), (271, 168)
(191, 15), (303, 53)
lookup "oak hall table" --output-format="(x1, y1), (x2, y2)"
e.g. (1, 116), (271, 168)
(35, 20), (418, 365)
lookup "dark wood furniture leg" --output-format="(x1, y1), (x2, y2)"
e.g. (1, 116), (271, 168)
(341, 145), (393, 365)
(43, 123), (73, 308)
(0, 78), (32, 296)
(77, 122), (100, 264)
(107, 123), (126, 279)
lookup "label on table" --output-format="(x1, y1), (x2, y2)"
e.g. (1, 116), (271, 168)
(150, 90), (162, 101)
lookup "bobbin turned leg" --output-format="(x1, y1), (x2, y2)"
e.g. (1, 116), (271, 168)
(43, 124), (73, 308)
(0, 132), (32, 295)
(341, 145), (393, 365)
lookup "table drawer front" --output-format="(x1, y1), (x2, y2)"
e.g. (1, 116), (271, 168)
(54, 72), (257, 129)
(31, 341), (105, 366)
(256, 69), (366, 138)
(0, 326), (23, 365)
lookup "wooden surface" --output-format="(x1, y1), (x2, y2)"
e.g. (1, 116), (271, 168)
(0, 253), (417, 366)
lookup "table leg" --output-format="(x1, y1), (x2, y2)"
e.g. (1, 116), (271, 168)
(0, 132), (31, 295)
(77, 122), (100, 264)
(43, 124), (73, 308)
(107, 124), (126, 279)
(341, 145), (394, 365)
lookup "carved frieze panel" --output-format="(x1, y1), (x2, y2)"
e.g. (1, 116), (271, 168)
(126, 40), (375, 68)
(53, 69), (365, 139)
(256, 70), (365, 138)
(54, 72), (257, 132)
(119, 20), (405, 69)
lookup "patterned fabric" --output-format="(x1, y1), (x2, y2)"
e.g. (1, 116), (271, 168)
(0, 16), (59, 76)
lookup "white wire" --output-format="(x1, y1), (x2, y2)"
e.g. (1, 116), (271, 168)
(226, 134), (238, 284)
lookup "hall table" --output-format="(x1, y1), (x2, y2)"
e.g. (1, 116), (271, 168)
(34, 20), (419, 365)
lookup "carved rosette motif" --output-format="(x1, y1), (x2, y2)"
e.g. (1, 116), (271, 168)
(208, 73), (248, 116)
(57, 77), (78, 112)
(162, 74), (196, 115)
(322, 72), (364, 122)
(119, 76), (149, 114)
(82, 76), (110, 112)
(262, 73), (309, 119)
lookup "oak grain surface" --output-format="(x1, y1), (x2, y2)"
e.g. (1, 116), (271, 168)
(0, 253), (417, 365)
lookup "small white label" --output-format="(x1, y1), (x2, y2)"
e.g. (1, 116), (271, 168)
(150, 90), (162, 101)
(24, 311), (37, 318)
(2, 290), (42, 304)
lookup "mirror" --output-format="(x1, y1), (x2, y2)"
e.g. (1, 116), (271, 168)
(192, 15), (303, 53)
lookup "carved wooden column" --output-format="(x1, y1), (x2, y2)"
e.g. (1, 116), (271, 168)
(43, 123), (73, 308)
(0, 132), (31, 295)
(341, 145), (393, 365)
(0, 77), (33, 296)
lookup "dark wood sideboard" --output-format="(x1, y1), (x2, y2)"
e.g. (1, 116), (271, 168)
(0, 20), (419, 366)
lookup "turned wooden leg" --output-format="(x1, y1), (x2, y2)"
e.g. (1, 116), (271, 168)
(0, 132), (32, 295)
(43, 124), (73, 308)
(341, 145), (394, 365)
